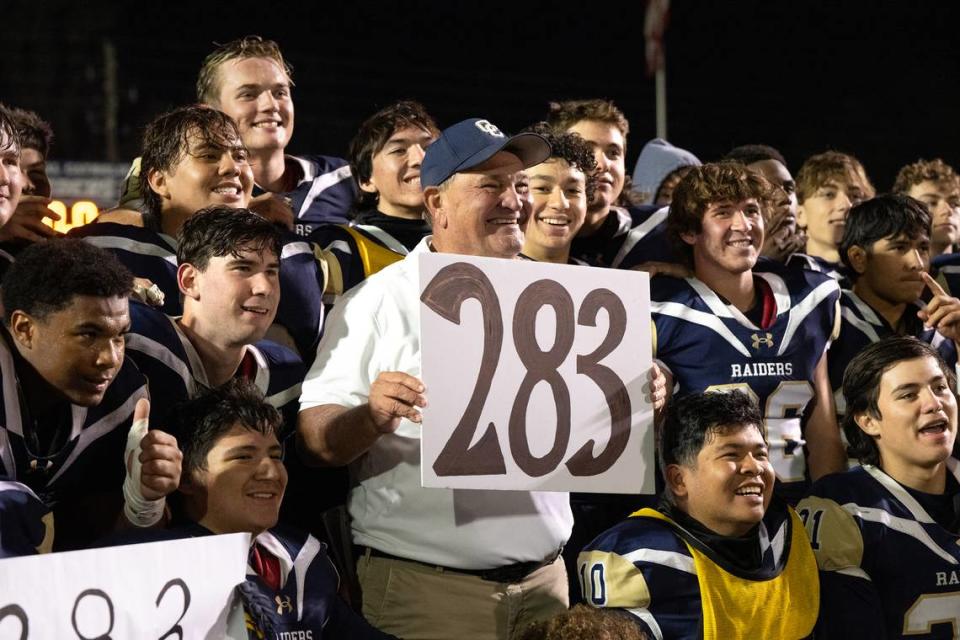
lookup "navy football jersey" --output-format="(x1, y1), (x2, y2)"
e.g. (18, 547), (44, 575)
(652, 263), (840, 502)
(830, 289), (958, 418)
(570, 205), (676, 268)
(0, 478), (53, 557)
(70, 222), (181, 315)
(799, 462), (960, 639)
(578, 500), (816, 640)
(0, 329), (148, 549)
(124, 302), (303, 436)
(786, 252), (852, 288)
(266, 154), (356, 235)
(73, 222), (326, 358)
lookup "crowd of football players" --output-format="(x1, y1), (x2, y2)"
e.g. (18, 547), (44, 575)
(0, 35), (958, 640)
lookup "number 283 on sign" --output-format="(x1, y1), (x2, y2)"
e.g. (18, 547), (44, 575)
(418, 254), (656, 494)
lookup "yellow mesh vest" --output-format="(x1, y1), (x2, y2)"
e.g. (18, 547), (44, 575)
(633, 507), (819, 639)
(342, 226), (404, 277)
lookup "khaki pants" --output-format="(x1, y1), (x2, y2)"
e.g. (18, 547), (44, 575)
(357, 551), (569, 640)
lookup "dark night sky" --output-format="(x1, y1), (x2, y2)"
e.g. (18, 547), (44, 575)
(3, 1), (959, 189)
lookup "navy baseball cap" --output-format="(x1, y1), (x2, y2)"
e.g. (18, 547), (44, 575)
(421, 118), (551, 188)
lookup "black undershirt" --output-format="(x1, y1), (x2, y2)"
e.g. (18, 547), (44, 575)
(352, 209), (431, 252)
(661, 500), (764, 573)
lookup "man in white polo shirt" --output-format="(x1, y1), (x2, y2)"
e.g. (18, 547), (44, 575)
(298, 118), (602, 639)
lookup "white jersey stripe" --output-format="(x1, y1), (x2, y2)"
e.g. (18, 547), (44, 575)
(836, 566), (871, 580)
(83, 236), (177, 265)
(49, 383), (148, 485)
(354, 225), (410, 256)
(756, 271), (792, 315)
(845, 290), (884, 326)
(840, 306), (882, 343)
(779, 279), (840, 356)
(841, 501), (958, 565)
(652, 301), (752, 357)
(622, 547), (697, 574)
(611, 206), (668, 268)
(298, 165), (352, 220)
(125, 333), (193, 389)
(626, 608), (665, 639)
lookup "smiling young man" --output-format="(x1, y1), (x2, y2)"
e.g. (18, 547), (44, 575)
(652, 162), (846, 504)
(579, 391), (819, 639)
(197, 36), (355, 233)
(122, 206), (303, 432)
(74, 105), (254, 315)
(829, 194), (960, 423)
(308, 101), (438, 297)
(520, 124), (595, 264)
(0, 105), (60, 248)
(724, 144), (806, 264)
(109, 380), (393, 639)
(75, 105), (328, 357)
(121, 206), (333, 535)
(546, 100), (674, 268)
(798, 337), (960, 638)
(0, 239), (181, 550)
(0, 108), (23, 232)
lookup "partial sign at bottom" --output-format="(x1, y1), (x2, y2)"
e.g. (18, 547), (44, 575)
(0, 533), (249, 639)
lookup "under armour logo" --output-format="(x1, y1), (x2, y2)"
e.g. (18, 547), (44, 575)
(275, 595), (293, 615)
(751, 333), (774, 349)
(474, 120), (505, 138)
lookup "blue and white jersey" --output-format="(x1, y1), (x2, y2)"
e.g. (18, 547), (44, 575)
(0, 337), (147, 508)
(72, 222), (326, 358)
(799, 462), (960, 639)
(244, 525), (394, 639)
(830, 289), (958, 418)
(570, 205), (676, 268)
(652, 263), (840, 502)
(269, 154), (356, 236)
(0, 330), (147, 549)
(70, 222), (181, 315)
(0, 479), (53, 557)
(786, 252), (852, 288)
(125, 302), (303, 437)
(932, 252), (960, 298)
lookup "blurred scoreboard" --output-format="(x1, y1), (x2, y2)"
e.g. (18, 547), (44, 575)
(42, 161), (131, 232)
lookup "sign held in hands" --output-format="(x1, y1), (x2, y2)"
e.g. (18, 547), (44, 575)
(419, 253), (655, 493)
(0, 533), (249, 639)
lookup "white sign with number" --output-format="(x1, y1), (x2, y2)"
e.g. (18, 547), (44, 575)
(0, 533), (250, 639)
(419, 253), (654, 493)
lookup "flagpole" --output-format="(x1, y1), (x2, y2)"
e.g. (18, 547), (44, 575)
(655, 62), (667, 140)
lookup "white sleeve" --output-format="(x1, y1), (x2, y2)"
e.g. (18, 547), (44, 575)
(298, 283), (384, 411)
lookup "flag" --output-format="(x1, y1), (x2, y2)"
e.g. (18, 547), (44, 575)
(644, 0), (670, 77)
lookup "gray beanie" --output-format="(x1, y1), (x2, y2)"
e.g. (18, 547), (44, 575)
(631, 138), (701, 205)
